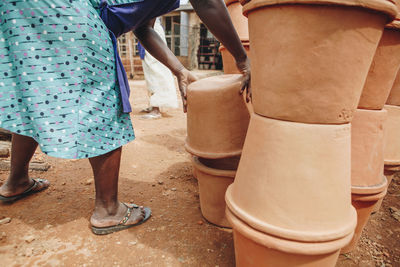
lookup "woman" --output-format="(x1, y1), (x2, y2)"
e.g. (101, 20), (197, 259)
(0, 0), (250, 234)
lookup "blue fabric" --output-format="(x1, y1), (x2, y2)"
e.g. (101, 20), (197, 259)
(137, 42), (146, 60)
(99, 0), (180, 113)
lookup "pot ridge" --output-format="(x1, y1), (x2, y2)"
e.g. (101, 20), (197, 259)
(226, 208), (355, 255)
(192, 156), (239, 178)
(226, 185), (358, 242)
(242, 0), (397, 19)
(351, 175), (388, 194)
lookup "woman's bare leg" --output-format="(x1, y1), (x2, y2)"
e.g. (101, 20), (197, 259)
(0, 134), (48, 197)
(89, 147), (145, 227)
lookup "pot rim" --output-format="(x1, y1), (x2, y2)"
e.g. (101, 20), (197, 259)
(225, 185), (358, 242)
(351, 187), (388, 201)
(225, 0), (239, 6)
(351, 175), (388, 194)
(384, 159), (400, 165)
(219, 42), (250, 52)
(226, 208), (355, 255)
(384, 104), (400, 109)
(384, 164), (400, 171)
(355, 108), (388, 115)
(386, 18), (400, 29)
(242, 0), (397, 20)
(185, 142), (242, 159)
(192, 156), (237, 178)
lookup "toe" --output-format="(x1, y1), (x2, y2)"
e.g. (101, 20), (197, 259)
(34, 179), (50, 191)
(126, 206), (145, 225)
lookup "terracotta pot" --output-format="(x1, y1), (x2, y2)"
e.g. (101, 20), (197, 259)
(373, 197), (384, 214)
(191, 156), (198, 180)
(384, 165), (398, 187)
(226, 208), (354, 267)
(387, 69), (400, 106)
(220, 42), (250, 74)
(192, 156), (240, 228)
(341, 184), (388, 253)
(373, 165), (399, 211)
(243, 0), (396, 123)
(225, 114), (357, 242)
(385, 164), (400, 171)
(351, 109), (387, 193)
(386, 52), (400, 106)
(358, 26), (400, 109)
(226, 1), (249, 40)
(186, 74), (250, 158)
(383, 105), (400, 165)
(224, 0), (239, 5)
(373, 168), (397, 212)
(384, 167), (396, 188)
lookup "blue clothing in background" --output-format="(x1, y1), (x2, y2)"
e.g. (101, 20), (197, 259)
(137, 42), (146, 60)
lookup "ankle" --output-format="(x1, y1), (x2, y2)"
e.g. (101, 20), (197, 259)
(4, 175), (31, 189)
(94, 200), (121, 216)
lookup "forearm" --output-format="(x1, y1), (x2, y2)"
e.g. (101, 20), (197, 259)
(190, 0), (247, 62)
(134, 23), (185, 76)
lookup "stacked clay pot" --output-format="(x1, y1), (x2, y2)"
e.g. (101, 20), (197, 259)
(384, 75), (400, 167)
(342, 13), (400, 252)
(341, 110), (388, 253)
(191, 156), (240, 227)
(221, 0), (250, 74)
(378, 100), (400, 210)
(224, 0), (397, 265)
(219, 41), (249, 74)
(186, 74), (250, 228)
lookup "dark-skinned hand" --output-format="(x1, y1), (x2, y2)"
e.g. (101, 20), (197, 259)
(237, 56), (251, 102)
(176, 67), (198, 113)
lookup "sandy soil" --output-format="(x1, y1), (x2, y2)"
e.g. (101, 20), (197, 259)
(0, 79), (399, 267)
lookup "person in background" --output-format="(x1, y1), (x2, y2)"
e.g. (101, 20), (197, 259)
(138, 18), (179, 119)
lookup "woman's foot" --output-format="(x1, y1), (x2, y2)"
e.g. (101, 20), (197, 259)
(140, 106), (154, 113)
(0, 178), (50, 202)
(90, 202), (147, 228)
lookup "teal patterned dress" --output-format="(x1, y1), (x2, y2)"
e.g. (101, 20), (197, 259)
(0, 0), (178, 159)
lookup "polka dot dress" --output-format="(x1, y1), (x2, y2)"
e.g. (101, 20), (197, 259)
(0, 0), (135, 159)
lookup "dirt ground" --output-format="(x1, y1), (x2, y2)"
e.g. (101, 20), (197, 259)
(0, 78), (399, 267)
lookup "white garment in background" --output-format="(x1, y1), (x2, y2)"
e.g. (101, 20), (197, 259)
(142, 19), (179, 109)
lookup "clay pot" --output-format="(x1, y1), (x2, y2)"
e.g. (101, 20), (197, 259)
(224, 0), (239, 5)
(383, 105), (400, 165)
(358, 26), (400, 109)
(373, 167), (398, 212)
(243, 0), (397, 123)
(351, 109), (387, 193)
(224, 0), (249, 40)
(192, 156), (240, 228)
(387, 69), (400, 105)
(375, 165), (400, 211)
(225, 113), (357, 242)
(385, 164), (400, 172)
(226, 208), (354, 267)
(386, 27), (400, 106)
(191, 156), (198, 180)
(383, 166), (397, 190)
(220, 42), (250, 74)
(186, 74), (250, 158)
(341, 183), (388, 253)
